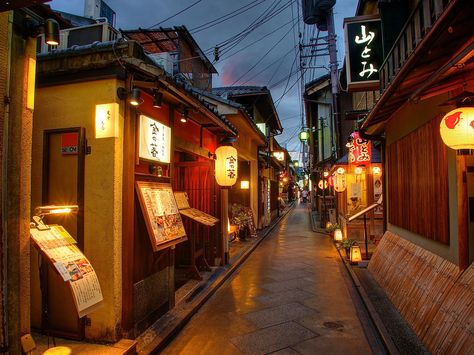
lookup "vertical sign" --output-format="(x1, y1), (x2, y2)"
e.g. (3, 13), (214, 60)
(95, 103), (119, 138)
(139, 115), (171, 163)
(348, 132), (371, 164)
(344, 15), (382, 90)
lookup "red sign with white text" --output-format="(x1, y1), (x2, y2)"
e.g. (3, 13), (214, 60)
(348, 132), (371, 164)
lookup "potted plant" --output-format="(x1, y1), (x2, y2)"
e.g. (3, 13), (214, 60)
(338, 238), (356, 258)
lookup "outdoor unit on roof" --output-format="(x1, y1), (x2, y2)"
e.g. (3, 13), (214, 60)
(37, 23), (120, 53)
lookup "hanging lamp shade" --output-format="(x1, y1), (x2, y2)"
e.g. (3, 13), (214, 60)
(440, 107), (474, 150)
(299, 130), (310, 142)
(334, 229), (343, 241)
(215, 146), (238, 187)
(350, 245), (362, 263)
(334, 169), (346, 192)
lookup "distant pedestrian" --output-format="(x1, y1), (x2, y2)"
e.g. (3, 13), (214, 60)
(301, 189), (308, 203)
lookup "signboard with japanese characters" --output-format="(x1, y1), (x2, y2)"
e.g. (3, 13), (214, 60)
(95, 103), (119, 138)
(139, 115), (171, 163)
(348, 132), (372, 165)
(344, 15), (382, 90)
(136, 181), (187, 251)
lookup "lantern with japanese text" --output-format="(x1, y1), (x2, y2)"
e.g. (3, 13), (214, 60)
(334, 168), (347, 192)
(334, 229), (343, 241)
(215, 146), (238, 187)
(350, 245), (362, 263)
(440, 107), (474, 150)
(318, 179), (328, 189)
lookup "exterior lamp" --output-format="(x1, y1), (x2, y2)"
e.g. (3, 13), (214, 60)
(293, 160), (299, 168)
(31, 205), (79, 230)
(44, 19), (60, 45)
(323, 171), (329, 177)
(130, 88), (141, 106)
(440, 107), (474, 151)
(354, 167), (363, 175)
(334, 229), (343, 241)
(326, 221), (333, 230)
(318, 179), (328, 189)
(372, 166), (381, 175)
(283, 177), (288, 183)
(350, 245), (362, 263)
(240, 180), (249, 189)
(215, 145), (238, 187)
(180, 108), (188, 123)
(299, 129), (309, 142)
(152, 90), (163, 108)
(336, 167), (345, 174)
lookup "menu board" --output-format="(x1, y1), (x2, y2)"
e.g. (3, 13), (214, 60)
(174, 192), (219, 227)
(136, 181), (187, 251)
(30, 225), (103, 318)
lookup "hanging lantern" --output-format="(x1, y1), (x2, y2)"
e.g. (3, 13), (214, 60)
(334, 229), (343, 241)
(215, 146), (238, 187)
(350, 245), (362, 263)
(354, 167), (363, 175)
(299, 129), (309, 142)
(293, 160), (299, 167)
(337, 167), (345, 174)
(318, 179), (328, 189)
(328, 175), (334, 187)
(440, 107), (474, 150)
(334, 169), (346, 192)
(372, 166), (381, 175)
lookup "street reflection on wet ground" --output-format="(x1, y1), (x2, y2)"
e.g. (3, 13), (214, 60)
(162, 203), (372, 354)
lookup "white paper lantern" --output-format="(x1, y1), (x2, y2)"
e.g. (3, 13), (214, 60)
(215, 146), (238, 187)
(440, 107), (474, 150)
(334, 171), (347, 192)
(334, 229), (343, 241)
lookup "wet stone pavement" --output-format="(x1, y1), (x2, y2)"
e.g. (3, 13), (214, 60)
(162, 203), (372, 354)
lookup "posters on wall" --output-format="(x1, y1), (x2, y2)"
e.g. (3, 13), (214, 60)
(136, 181), (187, 251)
(373, 174), (383, 215)
(174, 192), (219, 227)
(30, 225), (103, 318)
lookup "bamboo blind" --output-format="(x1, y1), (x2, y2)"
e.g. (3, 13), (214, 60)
(368, 231), (474, 354)
(387, 118), (449, 244)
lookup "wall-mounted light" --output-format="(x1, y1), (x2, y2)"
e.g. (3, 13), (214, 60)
(293, 160), (299, 168)
(372, 166), (381, 175)
(323, 171), (329, 177)
(152, 89), (163, 108)
(334, 229), (343, 241)
(31, 205), (79, 230)
(117, 87), (143, 106)
(350, 245), (362, 263)
(27, 18), (60, 46)
(44, 18), (60, 45)
(180, 108), (188, 123)
(240, 180), (250, 189)
(354, 167), (363, 175)
(299, 129), (309, 142)
(336, 167), (345, 174)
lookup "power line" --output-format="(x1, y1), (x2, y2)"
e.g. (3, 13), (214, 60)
(147, 0), (204, 29)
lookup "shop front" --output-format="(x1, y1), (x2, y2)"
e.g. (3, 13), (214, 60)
(31, 40), (235, 343)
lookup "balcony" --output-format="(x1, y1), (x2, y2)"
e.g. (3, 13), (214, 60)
(380, 0), (451, 93)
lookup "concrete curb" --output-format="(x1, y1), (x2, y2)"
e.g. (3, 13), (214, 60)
(335, 246), (400, 355)
(140, 203), (295, 354)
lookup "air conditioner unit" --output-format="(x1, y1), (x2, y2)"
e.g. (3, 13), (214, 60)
(37, 23), (120, 54)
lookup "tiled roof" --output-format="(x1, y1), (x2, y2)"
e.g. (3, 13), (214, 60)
(212, 86), (270, 99)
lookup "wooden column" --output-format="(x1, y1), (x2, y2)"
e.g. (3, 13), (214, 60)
(457, 155), (469, 270)
(121, 76), (136, 335)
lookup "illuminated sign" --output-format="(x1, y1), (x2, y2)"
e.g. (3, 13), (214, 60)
(272, 151), (285, 161)
(139, 115), (171, 163)
(95, 103), (119, 138)
(348, 132), (371, 164)
(344, 15), (382, 90)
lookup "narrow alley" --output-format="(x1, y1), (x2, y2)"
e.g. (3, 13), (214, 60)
(162, 203), (373, 354)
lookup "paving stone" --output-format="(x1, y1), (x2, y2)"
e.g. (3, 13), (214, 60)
(245, 302), (317, 328)
(230, 321), (317, 354)
(291, 333), (371, 355)
(261, 278), (316, 293)
(269, 348), (301, 355)
(256, 288), (314, 307)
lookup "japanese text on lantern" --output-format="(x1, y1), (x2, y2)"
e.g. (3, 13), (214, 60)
(226, 155), (237, 179)
(355, 25), (377, 79)
(348, 132), (371, 164)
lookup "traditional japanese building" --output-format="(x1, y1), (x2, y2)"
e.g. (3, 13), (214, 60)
(353, 0), (474, 351)
(212, 86), (284, 228)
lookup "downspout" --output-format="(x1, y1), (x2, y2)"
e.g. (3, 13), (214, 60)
(359, 126), (387, 232)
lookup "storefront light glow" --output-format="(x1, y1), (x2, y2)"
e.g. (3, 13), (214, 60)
(272, 151), (285, 161)
(283, 177), (288, 183)
(215, 145), (238, 187)
(318, 179), (328, 189)
(240, 180), (249, 189)
(337, 167), (345, 174)
(440, 107), (474, 150)
(372, 166), (381, 175)
(334, 229), (343, 241)
(350, 245), (362, 262)
(354, 167), (363, 175)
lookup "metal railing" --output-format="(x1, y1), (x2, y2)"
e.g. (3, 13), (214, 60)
(380, 0), (451, 93)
